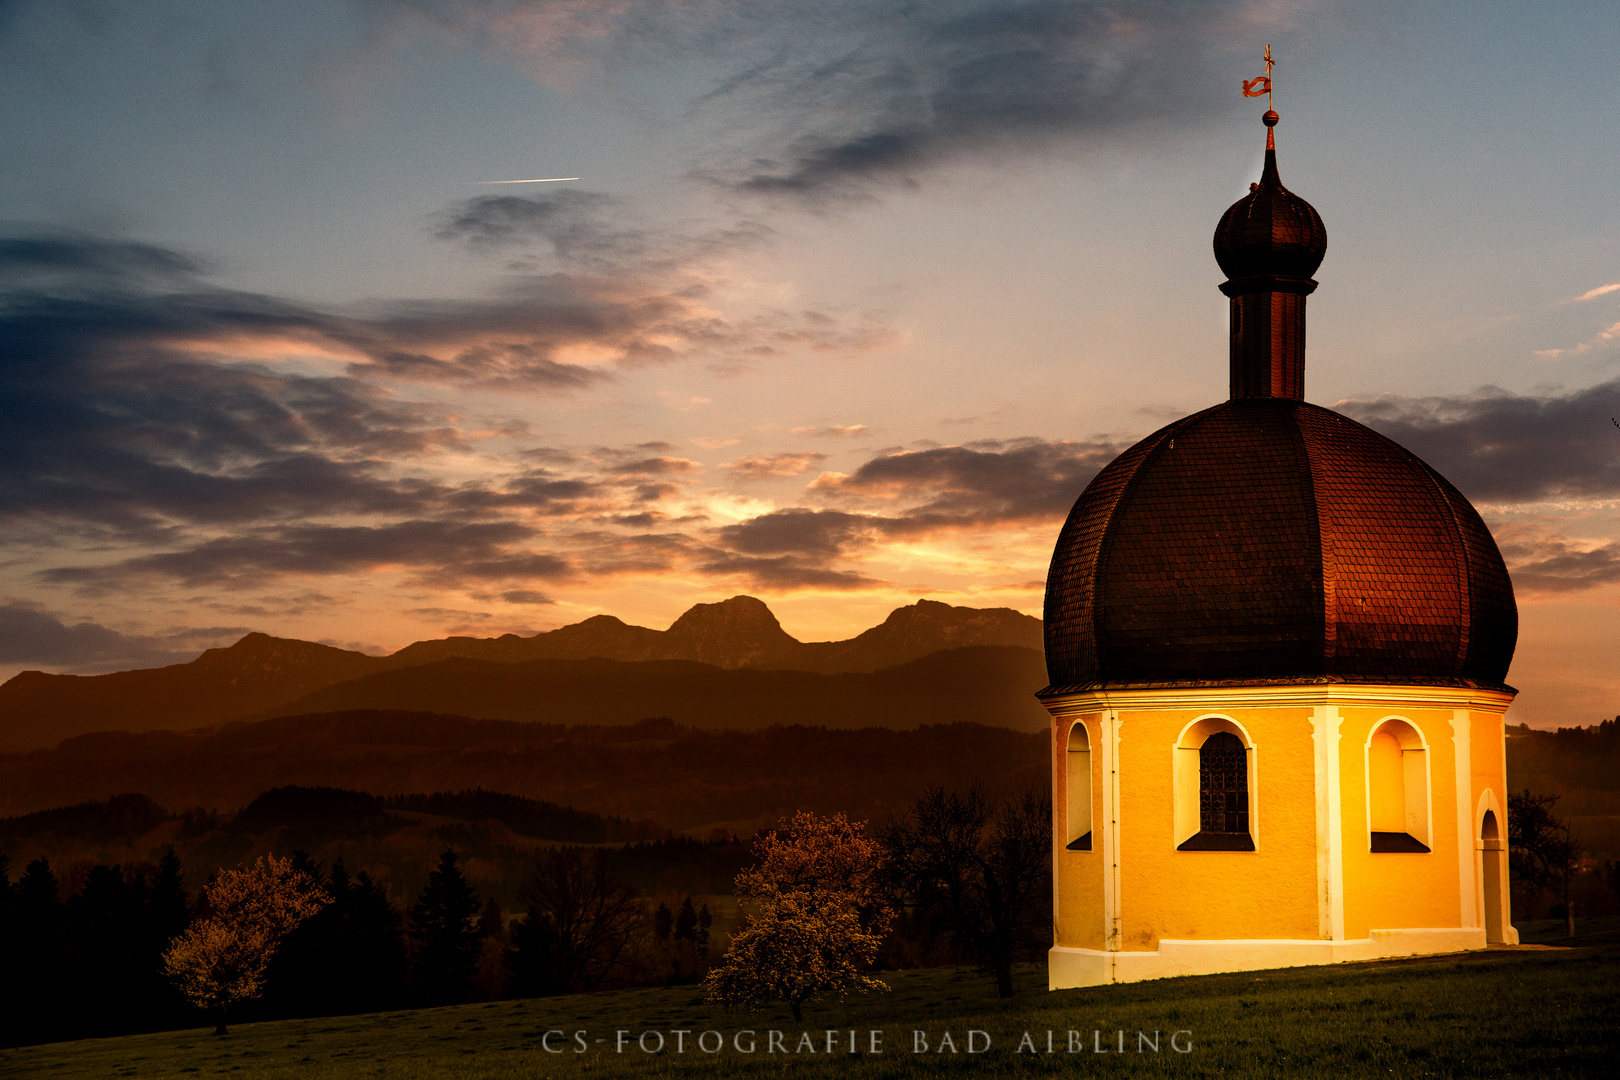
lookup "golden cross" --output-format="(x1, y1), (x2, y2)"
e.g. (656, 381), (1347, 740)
(1263, 44), (1274, 109)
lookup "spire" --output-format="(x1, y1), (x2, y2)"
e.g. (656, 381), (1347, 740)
(1212, 101), (1326, 400)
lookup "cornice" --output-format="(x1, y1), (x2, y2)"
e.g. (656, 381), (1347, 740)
(1039, 681), (1515, 716)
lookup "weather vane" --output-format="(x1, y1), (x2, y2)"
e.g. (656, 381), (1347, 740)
(1242, 44), (1275, 110)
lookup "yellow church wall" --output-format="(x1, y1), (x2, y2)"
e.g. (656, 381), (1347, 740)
(1470, 711), (1507, 825)
(1338, 706), (1462, 939)
(1113, 705), (1319, 950)
(1052, 713), (1107, 951)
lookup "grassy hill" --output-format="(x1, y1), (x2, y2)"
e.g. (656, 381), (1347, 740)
(6, 919), (1615, 1079)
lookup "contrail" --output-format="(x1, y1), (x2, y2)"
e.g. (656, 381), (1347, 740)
(475, 177), (581, 184)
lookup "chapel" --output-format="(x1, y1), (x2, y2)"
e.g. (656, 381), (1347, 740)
(1042, 107), (1518, 988)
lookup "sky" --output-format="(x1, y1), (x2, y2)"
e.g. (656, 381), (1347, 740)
(1, 0), (1618, 728)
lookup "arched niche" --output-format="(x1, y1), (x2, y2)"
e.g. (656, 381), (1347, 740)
(1173, 716), (1256, 852)
(1477, 792), (1510, 943)
(1065, 722), (1092, 851)
(1367, 717), (1431, 852)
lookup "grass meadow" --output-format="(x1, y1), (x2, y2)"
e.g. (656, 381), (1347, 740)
(5, 917), (1616, 1080)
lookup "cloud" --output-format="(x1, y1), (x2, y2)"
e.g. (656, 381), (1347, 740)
(361, 1), (1283, 203)
(41, 520), (570, 590)
(720, 451), (827, 479)
(498, 589), (556, 605)
(1337, 380), (1620, 502)
(717, 509), (878, 557)
(432, 188), (773, 273)
(1568, 282), (1620, 304)
(810, 437), (1121, 526)
(608, 456), (702, 477)
(790, 423), (867, 438)
(1535, 320), (1620, 360)
(0, 602), (240, 672)
(694, 438), (1121, 590)
(1492, 524), (1620, 594)
(695, 552), (883, 591)
(685, 0), (1268, 202)
(432, 189), (634, 260)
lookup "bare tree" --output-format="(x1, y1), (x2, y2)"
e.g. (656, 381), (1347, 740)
(514, 849), (646, 992)
(882, 786), (1051, 998)
(1510, 790), (1582, 937)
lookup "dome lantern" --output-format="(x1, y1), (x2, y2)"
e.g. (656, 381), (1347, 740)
(1213, 110), (1327, 400)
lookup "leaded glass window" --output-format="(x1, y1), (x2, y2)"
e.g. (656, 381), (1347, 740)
(1199, 731), (1248, 834)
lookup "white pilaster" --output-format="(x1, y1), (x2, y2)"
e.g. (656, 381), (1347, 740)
(1450, 710), (1476, 928)
(1310, 705), (1344, 940)
(1100, 709), (1122, 965)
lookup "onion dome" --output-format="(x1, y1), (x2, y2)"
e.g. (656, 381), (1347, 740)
(1042, 399), (1517, 691)
(1213, 111), (1326, 285)
(1041, 110), (1517, 693)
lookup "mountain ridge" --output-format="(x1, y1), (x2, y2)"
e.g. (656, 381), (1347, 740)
(0, 597), (1041, 751)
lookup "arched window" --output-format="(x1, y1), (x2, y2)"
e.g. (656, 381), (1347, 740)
(1177, 729), (1255, 851)
(1066, 723), (1092, 851)
(1368, 718), (1430, 852)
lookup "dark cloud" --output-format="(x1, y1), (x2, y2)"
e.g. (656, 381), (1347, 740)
(578, 531), (698, 576)
(1338, 379), (1620, 502)
(609, 456), (702, 477)
(689, 0), (1251, 201)
(0, 233), (582, 542)
(698, 438), (1119, 590)
(812, 437), (1120, 527)
(365, 1), (1259, 203)
(41, 520), (568, 590)
(0, 602), (239, 672)
(1493, 526), (1620, 595)
(0, 229), (818, 590)
(0, 234), (207, 285)
(432, 190), (634, 260)
(717, 509), (877, 557)
(498, 589), (555, 605)
(696, 552), (882, 592)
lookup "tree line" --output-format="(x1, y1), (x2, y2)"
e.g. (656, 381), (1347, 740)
(0, 784), (1055, 1046)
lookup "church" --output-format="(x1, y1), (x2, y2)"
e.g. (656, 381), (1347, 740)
(1041, 106), (1518, 988)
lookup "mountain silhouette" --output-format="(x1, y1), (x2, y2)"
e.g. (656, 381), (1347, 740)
(0, 598), (1040, 751)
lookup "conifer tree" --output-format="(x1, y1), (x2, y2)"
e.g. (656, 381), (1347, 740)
(0, 855), (16, 1048)
(409, 850), (482, 1006)
(346, 868), (409, 1011)
(505, 904), (561, 997)
(66, 863), (146, 1037)
(674, 897), (698, 942)
(146, 848), (193, 1027)
(9, 860), (66, 1045)
(697, 903), (713, 960)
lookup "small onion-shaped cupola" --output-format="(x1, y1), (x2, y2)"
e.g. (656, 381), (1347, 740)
(1212, 111), (1326, 401)
(1213, 111), (1327, 282)
(1042, 109), (1518, 694)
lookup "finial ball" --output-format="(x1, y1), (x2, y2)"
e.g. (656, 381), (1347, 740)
(1262, 110), (1279, 127)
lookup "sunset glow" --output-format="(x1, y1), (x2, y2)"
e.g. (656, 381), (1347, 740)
(1, 2), (1618, 728)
